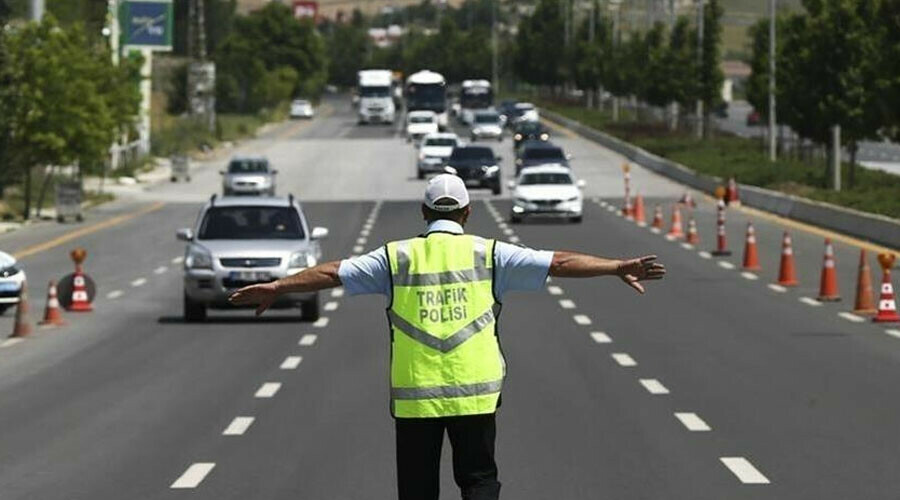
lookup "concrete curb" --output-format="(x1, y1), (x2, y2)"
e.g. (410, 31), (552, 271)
(542, 109), (900, 250)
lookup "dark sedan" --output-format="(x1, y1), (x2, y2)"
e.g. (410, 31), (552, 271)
(515, 141), (570, 175)
(445, 146), (502, 195)
(512, 121), (550, 150)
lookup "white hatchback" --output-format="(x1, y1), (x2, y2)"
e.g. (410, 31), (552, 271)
(0, 251), (26, 314)
(417, 132), (460, 178)
(509, 164), (585, 223)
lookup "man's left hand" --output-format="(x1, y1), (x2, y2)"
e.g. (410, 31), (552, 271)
(616, 255), (666, 294)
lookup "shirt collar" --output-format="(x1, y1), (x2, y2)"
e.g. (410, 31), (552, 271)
(425, 219), (464, 235)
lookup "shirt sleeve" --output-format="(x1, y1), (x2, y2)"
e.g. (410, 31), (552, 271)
(338, 247), (391, 296)
(492, 241), (554, 300)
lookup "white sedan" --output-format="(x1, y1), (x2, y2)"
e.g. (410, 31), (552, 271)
(417, 132), (460, 179)
(0, 251), (26, 314)
(508, 164), (585, 223)
(290, 99), (315, 119)
(406, 111), (439, 143)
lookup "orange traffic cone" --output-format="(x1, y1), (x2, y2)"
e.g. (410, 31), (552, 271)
(39, 281), (66, 327)
(666, 205), (684, 240)
(10, 281), (32, 338)
(853, 249), (877, 315)
(686, 218), (700, 245)
(651, 205), (663, 231)
(623, 194), (633, 220)
(726, 177), (741, 207)
(776, 231), (798, 286)
(711, 200), (731, 256)
(67, 271), (93, 312)
(742, 222), (761, 271)
(633, 193), (646, 226)
(874, 253), (900, 323)
(817, 238), (841, 301)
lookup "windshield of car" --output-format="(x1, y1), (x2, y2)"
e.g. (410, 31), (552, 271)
(410, 115), (434, 124)
(228, 159), (269, 174)
(293, 100), (309, 106)
(520, 173), (573, 185)
(198, 207), (304, 240)
(512, 103), (535, 116)
(523, 147), (564, 160)
(360, 85), (390, 97)
(475, 113), (500, 124)
(516, 122), (543, 134)
(424, 138), (457, 147)
(450, 147), (494, 160)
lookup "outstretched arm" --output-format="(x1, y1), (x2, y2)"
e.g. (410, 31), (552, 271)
(228, 260), (342, 315)
(549, 251), (665, 294)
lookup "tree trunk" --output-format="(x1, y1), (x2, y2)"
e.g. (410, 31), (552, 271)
(35, 166), (55, 219)
(22, 167), (32, 220)
(848, 142), (857, 189)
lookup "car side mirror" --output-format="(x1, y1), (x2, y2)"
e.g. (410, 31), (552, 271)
(219, 170), (225, 175)
(272, 169), (279, 174)
(311, 227), (329, 240)
(496, 156), (503, 162)
(566, 153), (574, 161)
(176, 228), (194, 241)
(506, 180), (516, 189)
(576, 179), (586, 189)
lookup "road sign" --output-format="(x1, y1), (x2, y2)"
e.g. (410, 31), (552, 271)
(54, 181), (83, 223)
(120, 0), (173, 51)
(293, 1), (318, 19)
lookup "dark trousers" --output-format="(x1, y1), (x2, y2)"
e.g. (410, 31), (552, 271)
(395, 413), (501, 500)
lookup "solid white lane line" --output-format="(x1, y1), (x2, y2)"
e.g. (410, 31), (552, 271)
(674, 412), (711, 431)
(131, 277), (147, 287)
(356, 237), (367, 245)
(698, 251), (712, 259)
(717, 261), (735, 270)
(547, 286), (563, 295)
(741, 272), (759, 280)
(254, 382), (281, 398)
(0, 338), (24, 348)
(768, 284), (787, 293)
(222, 417), (255, 436)
(680, 243), (694, 250)
(799, 297), (822, 307)
(509, 236), (520, 243)
(171, 463), (216, 489)
(299, 334), (317, 346)
(353, 245), (364, 253)
(172, 256), (184, 264)
(838, 312), (865, 323)
(573, 314), (592, 325)
(590, 332), (612, 343)
(280, 356), (303, 369)
(313, 317), (330, 328)
(639, 378), (670, 394)
(331, 288), (344, 298)
(559, 299), (576, 309)
(106, 290), (124, 299)
(611, 353), (637, 367)
(154, 266), (168, 275)
(886, 329), (900, 339)
(324, 301), (339, 311)
(720, 457), (770, 484)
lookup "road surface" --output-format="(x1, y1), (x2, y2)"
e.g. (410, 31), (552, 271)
(0, 96), (898, 499)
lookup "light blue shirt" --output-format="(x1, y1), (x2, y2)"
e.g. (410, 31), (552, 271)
(338, 220), (554, 301)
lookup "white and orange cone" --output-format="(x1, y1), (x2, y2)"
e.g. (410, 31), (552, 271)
(817, 239), (841, 301)
(39, 281), (66, 327)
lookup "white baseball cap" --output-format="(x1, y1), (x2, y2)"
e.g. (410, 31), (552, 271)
(424, 174), (470, 212)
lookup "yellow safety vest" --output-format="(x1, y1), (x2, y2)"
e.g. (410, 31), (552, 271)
(386, 233), (505, 418)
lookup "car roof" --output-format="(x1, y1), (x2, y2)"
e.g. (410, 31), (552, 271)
(409, 110), (436, 117)
(519, 164), (571, 175)
(521, 140), (560, 150)
(514, 102), (535, 109)
(209, 196), (296, 208)
(423, 132), (458, 140)
(452, 145), (494, 153)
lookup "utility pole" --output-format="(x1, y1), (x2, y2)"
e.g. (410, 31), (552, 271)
(492, 0), (499, 95)
(587, 0), (595, 109)
(767, 0), (777, 161)
(188, 0), (216, 133)
(695, 0), (704, 139)
(610, 0), (622, 121)
(831, 125), (841, 191)
(29, 0), (43, 20)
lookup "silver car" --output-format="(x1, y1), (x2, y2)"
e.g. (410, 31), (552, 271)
(221, 156), (277, 196)
(177, 195), (329, 322)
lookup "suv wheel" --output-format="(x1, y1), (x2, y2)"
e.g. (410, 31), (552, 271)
(184, 292), (207, 322)
(301, 294), (320, 322)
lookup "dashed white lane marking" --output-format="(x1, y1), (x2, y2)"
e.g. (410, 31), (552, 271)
(313, 317), (330, 328)
(171, 463), (216, 489)
(154, 266), (168, 275)
(254, 382), (281, 398)
(767, 284), (787, 293)
(650, 227), (661, 234)
(509, 236), (520, 243)
(299, 334), (318, 346)
(324, 301), (339, 311)
(331, 288), (344, 298)
(356, 237), (367, 245)
(353, 245), (364, 253)
(573, 314), (592, 325)
(680, 243), (694, 250)
(547, 286), (563, 295)
(590, 332), (612, 343)
(222, 417), (255, 436)
(838, 312), (865, 323)
(720, 457), (770, 484)
(559, 299), (576, 309)
(639, 378), (670, 394)
(280, 356), (303, 369)
(606, 205), (616, 212)
(717, 261), (735, 270)
(611, 353), (637, 367)
(503, 228), (514, 236)
(0, 338), (24, 348)
(698, 251), (712, 259)
(799, 297), (822, 307)
(172, 256), (184, 264)
(361, 229), (370, 237)
(131, 277), (147, 287)
(497, 222), (508, 230)
(886, 329), (900, 339)
(675, 412), (711, 431)
(106, 290), (124, 299)
(741, 272), (759, 280)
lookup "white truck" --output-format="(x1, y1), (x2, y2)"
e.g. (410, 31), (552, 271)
(357, 69), (396, 125)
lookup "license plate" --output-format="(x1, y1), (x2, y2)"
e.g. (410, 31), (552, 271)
(229, 271), (271, 283)
(464, 179), (481, 187)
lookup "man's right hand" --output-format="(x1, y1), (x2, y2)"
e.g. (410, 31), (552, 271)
(228, 282), (279, 316)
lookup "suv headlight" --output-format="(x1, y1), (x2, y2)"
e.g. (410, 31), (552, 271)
(289, 250), (316, 268)
(514, 133), (522, 141)
(540, 133), (549, 140)
(566, 196), (579, 202)
(185, 245), (213, 269)
(482, 165), (499, 176)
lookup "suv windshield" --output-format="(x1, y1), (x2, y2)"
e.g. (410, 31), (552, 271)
(360, 86), (390, 97)
(425, 138), (456, 147)
(520, 173), (573, 185)
(516, 122), (543, 134)
(410, 115), (433, 123)
(199, 207), (304, 240)
(475, 113), (500, 124)
(524, 147), (564, 160)
(228, 159), (269, 174)
(450, 147), (494, 161)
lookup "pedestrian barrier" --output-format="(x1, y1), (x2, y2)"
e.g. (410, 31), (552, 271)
(817, 239), (841, 302)
(10, 282), (32, 338)
(686, 218), (700, 246)
(874, 253), (900, 323)
(742, 223), (761, 271)
(775, 231), (798, 287)
(38, 281), (66, 327)
(666, 205), (684, 240)
(853, 249), (877, 315)
(712, 200), (731, 256)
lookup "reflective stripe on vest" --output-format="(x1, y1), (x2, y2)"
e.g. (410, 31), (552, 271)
(387, 308), (494, 353)
(392, 238), (491, 286)
(391, 379), (503, 400)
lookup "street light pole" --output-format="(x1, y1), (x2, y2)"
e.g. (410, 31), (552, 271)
(767, 0), (777, 161)
(695, 0), (704, 139)
(30, 0), (44, 20)
(492, 0), (499, 95)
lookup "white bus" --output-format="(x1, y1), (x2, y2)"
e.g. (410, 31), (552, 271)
(405, 70), (448, 130)
(357, 69), (396, 124)
(459, 79), (493, 125)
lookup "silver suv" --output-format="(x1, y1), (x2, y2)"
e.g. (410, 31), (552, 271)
(176, 195), (329, 322)
(221, 156), (277, 196)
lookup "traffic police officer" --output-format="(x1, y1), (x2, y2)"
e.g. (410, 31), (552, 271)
(229, 174), (665, 500)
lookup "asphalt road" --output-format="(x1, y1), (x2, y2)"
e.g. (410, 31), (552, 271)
(0, 96), (898, 499)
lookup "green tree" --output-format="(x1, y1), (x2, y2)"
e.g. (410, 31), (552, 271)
(514, 0), (564, 88)
(875, 0), (900, 142)
(326, 21), (370, 87)
(698, 0), (724, 135)
(664, 16), (698, 112)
